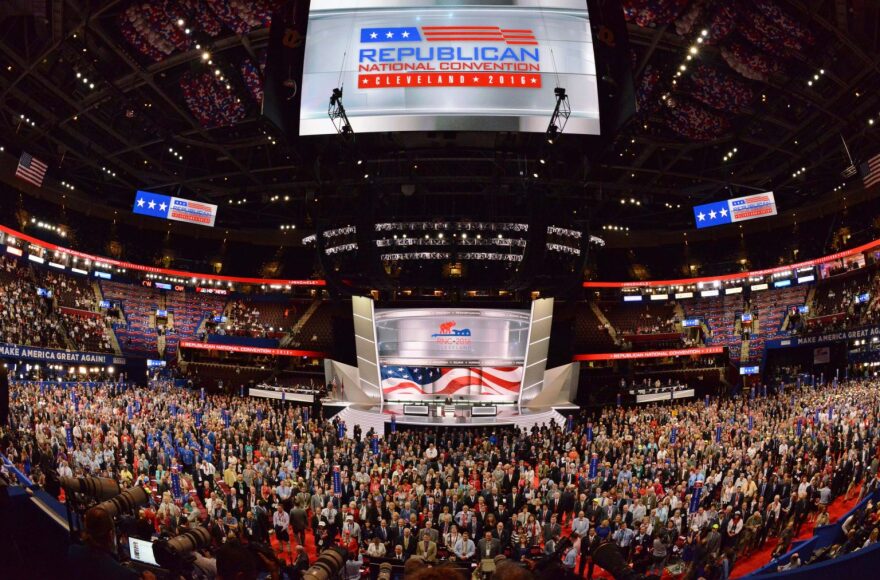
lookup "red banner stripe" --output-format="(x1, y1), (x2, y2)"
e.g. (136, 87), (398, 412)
(573, 346), (725, 361)
(422, 26), (500, 30)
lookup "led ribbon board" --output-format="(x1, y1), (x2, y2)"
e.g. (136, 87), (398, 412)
(299, 0), (600, 134)
(693, 192), (777, 229)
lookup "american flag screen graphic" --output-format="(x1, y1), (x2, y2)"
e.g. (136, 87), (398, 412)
(381, 365), (522, 400)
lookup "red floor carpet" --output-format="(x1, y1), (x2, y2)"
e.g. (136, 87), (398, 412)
(268, 525), (319, 566)
(263, 488), (860, 577)
(730, 491), (861, 578)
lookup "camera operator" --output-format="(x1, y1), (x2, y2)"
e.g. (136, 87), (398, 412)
(291, 544), (310, 578)
(215, 540), (283, 580)
(68, 506), (156, 580)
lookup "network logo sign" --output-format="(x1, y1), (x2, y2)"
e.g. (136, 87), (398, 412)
(693, 192), (777, 230)
(357, 25), (543, 90)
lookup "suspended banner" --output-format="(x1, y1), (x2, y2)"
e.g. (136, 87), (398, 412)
(0, 342), (125, 365)
(180, 340), (325, 358)
(573, 346), (724, 361)
(693, 192), (777, 230)
(133, 190), (218, 228)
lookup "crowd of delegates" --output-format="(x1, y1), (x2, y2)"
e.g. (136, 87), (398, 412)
(0, 256), (67, 348)
(219, 300), (280, 338)
(37, 269), (98, 310)
(59, 312), (115, 354)
(3, 377), (880, 580)
(809, 271), (880, 330)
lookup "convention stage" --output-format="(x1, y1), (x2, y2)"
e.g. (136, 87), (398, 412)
(325, 402), (576, 434)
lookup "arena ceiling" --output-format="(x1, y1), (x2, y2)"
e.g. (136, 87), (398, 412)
(2, 0), (880, 235)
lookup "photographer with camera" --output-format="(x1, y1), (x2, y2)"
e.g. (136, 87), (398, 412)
(68, 506), (156, 580)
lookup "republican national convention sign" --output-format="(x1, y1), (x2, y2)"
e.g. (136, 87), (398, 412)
(0, 342), (125, 365)
(693, 192), (777, 229)
(133, 190), (218, 228)
(374, 308), (529, 366)
(299, 0), (600, 135)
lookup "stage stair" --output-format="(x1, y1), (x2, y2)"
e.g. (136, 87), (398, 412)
(510, 408), (569, 432)
(334, 406), (388, 439)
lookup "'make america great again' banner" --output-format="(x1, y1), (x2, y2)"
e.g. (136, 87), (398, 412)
(0, 342), (125, 365)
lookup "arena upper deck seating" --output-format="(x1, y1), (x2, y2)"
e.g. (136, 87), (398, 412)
(100, 281), (162, 358)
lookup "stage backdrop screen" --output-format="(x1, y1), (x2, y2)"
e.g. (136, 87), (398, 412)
(375, 308), (529, 400)
(299, 0), (600, 135)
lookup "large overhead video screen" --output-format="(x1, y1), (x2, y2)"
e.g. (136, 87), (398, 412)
(299, 0), (600, 135)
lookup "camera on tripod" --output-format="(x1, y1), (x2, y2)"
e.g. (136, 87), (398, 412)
(59, 476), (149, 539)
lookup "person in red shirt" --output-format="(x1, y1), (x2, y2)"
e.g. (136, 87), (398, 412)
(341, 531), (359, 556)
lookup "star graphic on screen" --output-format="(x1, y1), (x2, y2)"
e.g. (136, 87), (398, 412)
(720, 208), (728, 217)
(402, 31), (410, 38)
(362, 77), (369, 84)
(370, 32), (378, 39)
(709, 210), (717, 219)
(148, 200), (156, 210)
(158, 202), (167, 212)
(530, 77), (537, 84)
(136, 198), (145, 207)
(386, 31), (394, 38)
(697, 212), (706, 221)
(473, 76), (480, 83)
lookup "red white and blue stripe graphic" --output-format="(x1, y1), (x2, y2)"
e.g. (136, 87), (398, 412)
(381, 365), (522, 397)
(360, 26), (537, 45)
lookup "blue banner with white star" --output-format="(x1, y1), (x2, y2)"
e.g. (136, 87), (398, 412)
(693, 192), (777, 229)
(133, 190), (173, 219)
(133, 190), (218, 227)
(360, 27), (421, 42)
